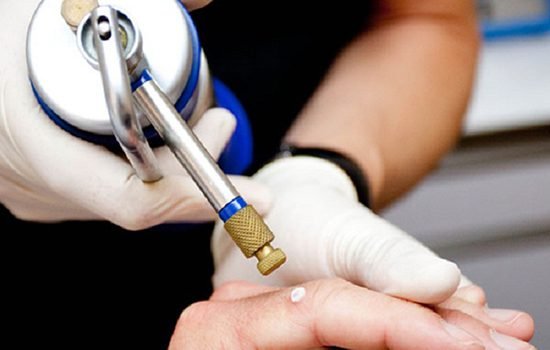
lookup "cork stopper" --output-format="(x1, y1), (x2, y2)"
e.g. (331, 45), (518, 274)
(61, 0), (99, 30)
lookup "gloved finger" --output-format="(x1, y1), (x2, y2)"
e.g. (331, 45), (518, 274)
(437, 308), (535, 349)
(0, 175), (99, 222)
(94, 174), (270, 229)
(437, 296), (535, 341)
(333, 210), (461, 304)
(0, 189), (100, 222)
(180, 0), (212, 11)
(153, 107), (236, 176)
(191, 107), (237, 160)
(229, 175), (272, 215)
(92, 172), (271, 230)
(459, 275), (474, 288)
(148, 175), (271, 226)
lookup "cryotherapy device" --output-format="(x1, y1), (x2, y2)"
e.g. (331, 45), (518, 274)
(26, 0), (286, 275)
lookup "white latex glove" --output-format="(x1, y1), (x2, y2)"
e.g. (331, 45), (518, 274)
(212, 156), (462, 304)
(0, 0), (269, 229)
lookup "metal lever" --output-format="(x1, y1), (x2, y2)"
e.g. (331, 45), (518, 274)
(91, 6), (162, 182)
(133, 76), (286, 275)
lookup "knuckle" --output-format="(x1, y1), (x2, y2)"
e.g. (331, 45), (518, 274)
(300, 278), (356, 346)
(211, 281), (247, 300)
(465, 285), (487, 305)
(176, 301), (212, 330)
(300, 278), (355, 312)
(109, 187), (209, 230)
(4, 202), (33, 220)
(175, 300), (244, 348)
(176, 196), (210, 216)
(314, 278), (355, 300)
(438, 308), (476, 326)
(110, 204), (157, 231)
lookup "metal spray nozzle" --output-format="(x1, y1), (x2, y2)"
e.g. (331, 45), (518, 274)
(61, 1), (286, 276)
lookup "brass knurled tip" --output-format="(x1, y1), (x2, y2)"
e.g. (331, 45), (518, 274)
(256, 245), (286, 276)
(61, 0), (99, 30)
(223, 205), (286, 275)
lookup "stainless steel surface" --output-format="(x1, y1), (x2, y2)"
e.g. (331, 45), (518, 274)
(27, 0), (193, 134)
(181, 51), (214, 127)
(91, 6), (161, 182)
(134, 80), (239, 211)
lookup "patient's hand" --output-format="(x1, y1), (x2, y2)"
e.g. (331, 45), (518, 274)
(169, 279), (535, 349)
(434, 283), (535, 348)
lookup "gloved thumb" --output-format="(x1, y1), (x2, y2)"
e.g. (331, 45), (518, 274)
(332, 208), (461, 304)
(229, 175), (272, 216)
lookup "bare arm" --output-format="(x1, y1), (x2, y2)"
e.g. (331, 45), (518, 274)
(284, 0), (480, 210)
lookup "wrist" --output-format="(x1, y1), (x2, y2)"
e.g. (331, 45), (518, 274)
(263, 145), (371, 208)
(254, 153), (358, 202)
(280, 145), (371, 208)
(279, 145), (371, 208)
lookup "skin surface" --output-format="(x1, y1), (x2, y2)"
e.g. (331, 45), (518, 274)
(169, 279), (535, 349)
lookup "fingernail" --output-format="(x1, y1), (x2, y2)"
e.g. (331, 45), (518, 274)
(442, 321), (482, 346)
(490, 329), (534, 349)
(485, 308), (523, 324)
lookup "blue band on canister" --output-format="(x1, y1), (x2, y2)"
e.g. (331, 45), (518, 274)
(213, 79), (253, 175)
(130, 70), (153, 92)
(175, 2), (201, 116)
(31, 83), (122, 149)
(219, 196), (247, 222)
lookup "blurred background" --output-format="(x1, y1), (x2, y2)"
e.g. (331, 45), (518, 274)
(382, 0), (550, 347)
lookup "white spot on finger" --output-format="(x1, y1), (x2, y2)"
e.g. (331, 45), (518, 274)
(290, 287), (306, 303)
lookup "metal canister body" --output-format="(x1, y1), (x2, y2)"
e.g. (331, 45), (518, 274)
(25, 0), (286, 275)
(27, 0), (213, 147)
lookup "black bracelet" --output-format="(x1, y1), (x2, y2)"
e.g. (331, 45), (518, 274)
(277, 144), (371, 208)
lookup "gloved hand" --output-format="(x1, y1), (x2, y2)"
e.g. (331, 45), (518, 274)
(0, 0), (269, 229)
(212, 156), (461, 304)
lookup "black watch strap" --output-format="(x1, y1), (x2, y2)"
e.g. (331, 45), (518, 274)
(278, 144), (371, 208)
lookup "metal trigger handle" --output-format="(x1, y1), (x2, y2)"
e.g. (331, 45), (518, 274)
(90, 6), (162, 182)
